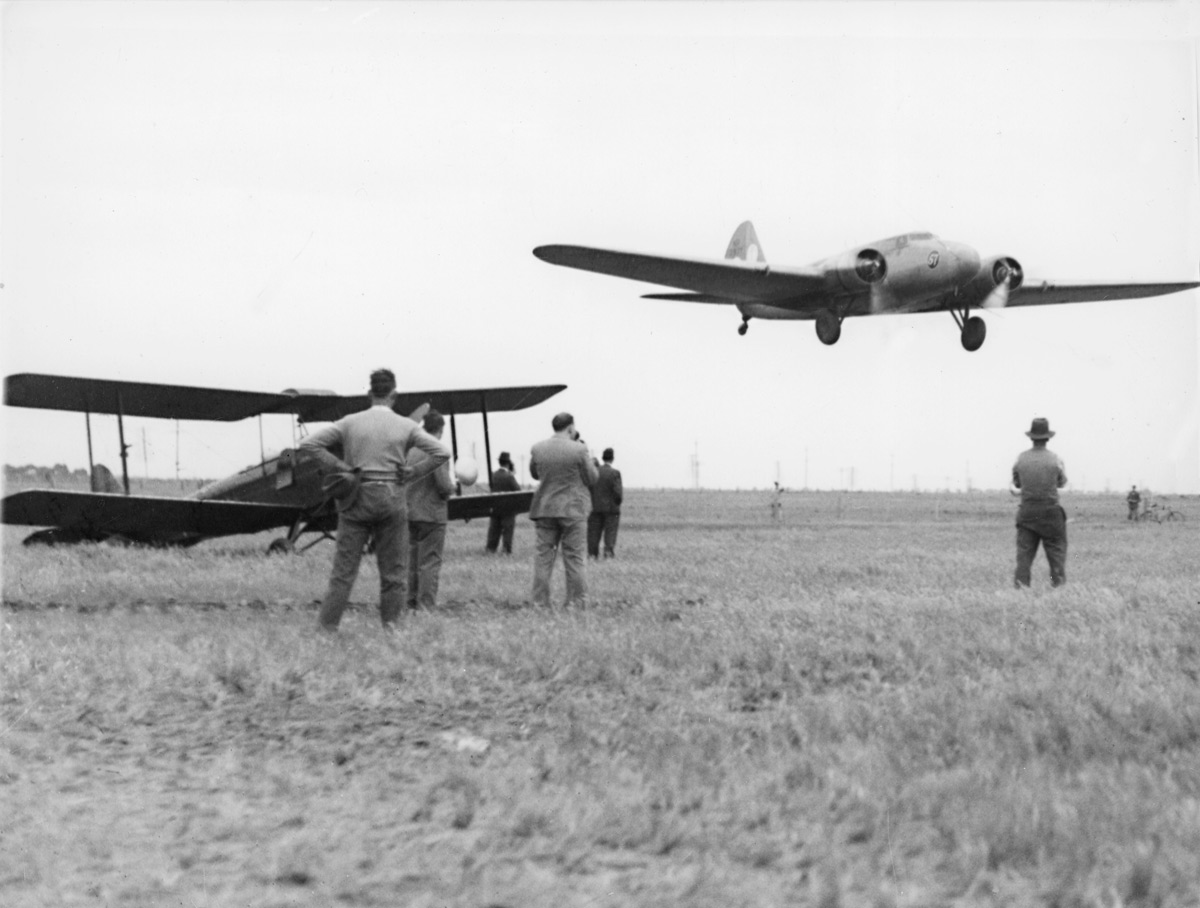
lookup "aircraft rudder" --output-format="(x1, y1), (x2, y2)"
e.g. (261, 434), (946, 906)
(725, 221), (765, 262)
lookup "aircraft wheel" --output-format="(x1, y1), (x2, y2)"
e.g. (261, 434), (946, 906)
(961, 316), (986, 352)
(815, 310), (841, 345)
(267, 537), (296, 556)
(737, 320), (749, 336)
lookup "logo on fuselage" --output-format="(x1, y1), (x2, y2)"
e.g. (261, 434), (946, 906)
(927, 251), (940, 268)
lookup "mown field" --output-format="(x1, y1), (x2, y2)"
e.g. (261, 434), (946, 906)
(2, 489), (1198, 907)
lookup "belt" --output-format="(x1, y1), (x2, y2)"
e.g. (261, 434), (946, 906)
(360, 470), (403, 483)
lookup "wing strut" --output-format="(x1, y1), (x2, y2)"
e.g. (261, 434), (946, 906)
(116, 389), (131, 496)
(449, 413), (460, 495)
(480, 391), (494, 489)
(85, 411), (95, 480)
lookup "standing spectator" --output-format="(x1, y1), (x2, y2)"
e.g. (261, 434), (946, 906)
(770, 481), (783, 522)
(529, 412), (598, 607)
(587, 448), (623, 558)
(406, 411), (455, 610)
(486, 451), (521, 554)
(1126, 485), (1141, 521)
(1011, 417), (1068, 588)
(300, 368), (450, 630)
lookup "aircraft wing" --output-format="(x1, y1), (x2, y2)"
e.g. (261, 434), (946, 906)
(1007, 280), (1200, 308)
(4, 374), (566, 424)
(448, 490), (534, 522)
(533, 245), (826, 305)
(1, 490), (302, 542)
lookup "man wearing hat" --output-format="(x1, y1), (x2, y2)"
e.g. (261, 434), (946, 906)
(300, 368), (451, 630)
(1011, 417), (1069, 588)
(485, 451), (521, 554)
(529, 412), (598, 607)
(587, 447), (623, 559)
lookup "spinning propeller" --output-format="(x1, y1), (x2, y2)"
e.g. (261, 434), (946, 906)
(982, 257), (1023, 310)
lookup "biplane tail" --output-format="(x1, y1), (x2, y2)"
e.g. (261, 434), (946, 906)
(725, 221), (765, 263)
(91, 464), (123, 493)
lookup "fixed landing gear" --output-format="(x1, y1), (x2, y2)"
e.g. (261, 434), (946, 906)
(815, 309), (842, 345)
(737, 317), (749, 336)
(267, 537), (295, 555)
(950, 308), (987, 352)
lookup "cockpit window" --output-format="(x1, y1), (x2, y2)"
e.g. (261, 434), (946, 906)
(907, 231), (933, 241)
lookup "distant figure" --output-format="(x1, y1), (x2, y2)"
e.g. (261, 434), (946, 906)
(299, 368), (450, 630)
(406, 411), (455, 610)
(529, 412), (598, 607)
(587, 448), (624, 558)
(486, 451), (521, 555)
(1011, 417), (1068, 588)
(1126, 485), (1141, 521)
(770, 481), (783, 522)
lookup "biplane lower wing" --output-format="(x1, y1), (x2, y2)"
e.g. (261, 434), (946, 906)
(3, 488), (537, 547)
(448, 490), (533, 522)
(1, 490), (303, 545)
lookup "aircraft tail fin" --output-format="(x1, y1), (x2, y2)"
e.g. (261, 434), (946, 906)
(91, 464), (123, 494)
(725, 221), (765, 263)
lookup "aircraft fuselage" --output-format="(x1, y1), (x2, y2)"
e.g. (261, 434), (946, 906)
(738, 232), (983, 321)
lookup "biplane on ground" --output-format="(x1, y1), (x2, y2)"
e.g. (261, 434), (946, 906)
(1, 373), (565, 553)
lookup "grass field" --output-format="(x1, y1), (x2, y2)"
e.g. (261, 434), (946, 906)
(2, 489), (1198, 907)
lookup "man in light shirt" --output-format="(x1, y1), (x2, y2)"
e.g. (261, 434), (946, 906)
(1011, 417), (1068, 588)
(300, 368), (450, 629)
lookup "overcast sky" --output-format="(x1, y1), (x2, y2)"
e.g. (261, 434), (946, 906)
(3, 1), (1198, 493)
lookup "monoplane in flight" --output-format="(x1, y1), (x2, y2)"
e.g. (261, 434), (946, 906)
(534, 222), (1198, 350)
(2, 373), (565, 552)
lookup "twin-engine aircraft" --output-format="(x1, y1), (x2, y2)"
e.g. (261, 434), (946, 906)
(534, 222), (1199, 350)
(1, 373), (565, 552)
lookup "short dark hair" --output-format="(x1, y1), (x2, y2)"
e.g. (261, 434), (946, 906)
(423, 409), (445, 434)
(369, 368), (397, 398)
(551, 412), (574, 433)
(602, 448), (614, 462)
(498, 451), (513, 468)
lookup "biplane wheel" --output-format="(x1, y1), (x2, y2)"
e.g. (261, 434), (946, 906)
(961, 316), (986, 352)
(815, 310), (841, 345)
(737, 319), (749, 336)
(267, 537), (296, 556)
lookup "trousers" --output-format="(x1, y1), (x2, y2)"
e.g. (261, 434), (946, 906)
(587, 511), (620, 558)
(406, 520), (447, 610)
(532, 516), (587, 607)
(486, 513), (516, 554)
(1014, 505), (1067, 588)
(319, 483), (408, 628)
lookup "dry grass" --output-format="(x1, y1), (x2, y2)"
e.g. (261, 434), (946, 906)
(2, 490), (1198, 906)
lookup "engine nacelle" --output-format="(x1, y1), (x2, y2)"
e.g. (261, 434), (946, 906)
(963, 255), (1023, 305)
(828, 248), (888, 293)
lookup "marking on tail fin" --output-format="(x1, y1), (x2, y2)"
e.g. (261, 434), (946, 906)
(725, 221), (765, 262)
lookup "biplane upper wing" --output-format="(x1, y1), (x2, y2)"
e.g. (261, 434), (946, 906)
(532, 245), (826, 306)
(4, 374), (567, 423)
(1, 490), (302, 542)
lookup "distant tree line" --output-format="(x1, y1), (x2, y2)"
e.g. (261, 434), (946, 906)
(5, 464), (89, 484)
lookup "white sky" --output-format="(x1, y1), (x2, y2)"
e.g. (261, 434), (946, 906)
(2, 1), (1198, 493)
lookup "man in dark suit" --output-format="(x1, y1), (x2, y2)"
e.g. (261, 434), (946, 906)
(485, 451), (521, 554)
(587, 447), (623, 559)
(299, 368), (450, 630)
(406, 410), (455, 610)
(529, 412), (598, 607)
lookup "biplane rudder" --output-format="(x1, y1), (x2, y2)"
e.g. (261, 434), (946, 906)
(91, 464), (123, 493)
